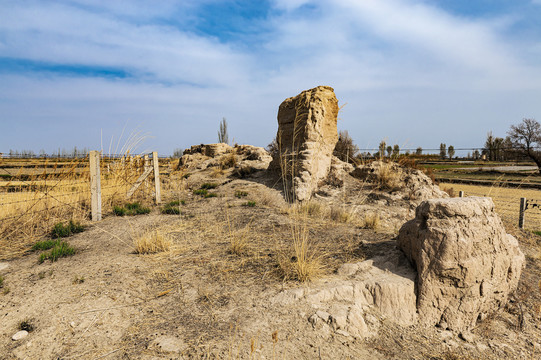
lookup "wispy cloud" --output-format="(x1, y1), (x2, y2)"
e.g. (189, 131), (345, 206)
(1, 0), (540, 153)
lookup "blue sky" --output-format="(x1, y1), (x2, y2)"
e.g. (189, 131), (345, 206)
(1, 0), (541, 155)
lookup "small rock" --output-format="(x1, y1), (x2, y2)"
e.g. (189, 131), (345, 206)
(477, 343), (489, 352)
(70, 322), (76, 328)
(316, 311), (330, 322)
(0, 262), (8, 272)
(460, 331), (475, 343)
(439, 330), (454, 341)
(308, 314), (319, 327)
(335, 329), (351, 337)
(12, 331), (29, 341)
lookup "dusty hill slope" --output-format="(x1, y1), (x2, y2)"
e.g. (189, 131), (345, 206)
(1, 148), (540, 359)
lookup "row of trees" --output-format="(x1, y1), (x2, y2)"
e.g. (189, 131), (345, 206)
(333, 118), (541, 173)
(4, 147), (90, 158)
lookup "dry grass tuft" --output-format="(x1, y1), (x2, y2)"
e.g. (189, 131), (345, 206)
(277, 219), (324, 282)
(363, 212), (380, 230)
(219, 152), (238, 169)
(376, 161), (402, 191)
(133, 229), (171, 254)
(298, 200), (322, 217)
(329, 205), (355, 223)
(226, 212), (251, 256)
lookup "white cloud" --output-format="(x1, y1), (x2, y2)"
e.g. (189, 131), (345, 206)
(1, 0), (541, 153)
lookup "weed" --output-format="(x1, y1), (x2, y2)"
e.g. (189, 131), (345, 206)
(193, 189), (208, 196)
(113, 205), (126, 216)
(244, 201), (256, 207)
(204, 193), (218, 198)
(38, 241), (75, 263)
(18, 319), (35, 332)
(32, 239), (58, 251)
(161, 200), (182, 215)
(329, 206), (354, 223)
(210, 167), (225, 178)
(234, 190), (248, 198)
(363, 212), (380, 230)
(0, 275), (3, 288)
(38, 271), (46, 279)
(219, 152), (238, 169)
(376, 161), (402, 191)
(133, 229), (171, 254)
(299, 201), (322, 217)
(114, 202), (151, 216)
(2, 286), (9, 295)
(200, 183), (218, 190)
(182, 173), (191, 179)
(72, 275), (85, 284)
(226, 212), (251, 256)
(534, 231), (541, 237)
(51, 220), (84, 238)
(277, 220), (324, 282)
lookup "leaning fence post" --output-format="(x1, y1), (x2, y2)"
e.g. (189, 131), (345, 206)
(89, 151), (102, 221)
(518, 197), (526, 229)
(152, 151), (161, 204)
(459, 191), (464, 198)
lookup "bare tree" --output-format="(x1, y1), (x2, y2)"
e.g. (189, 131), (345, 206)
(507, 118), (541, 173)
(334, 130), (359, 163)
(218, 117), (229, 144)
(392, 144), (400, 157)
(447, 145), (455, 160)
(378, 141), (386, 159)
(439, 143), (446, 159)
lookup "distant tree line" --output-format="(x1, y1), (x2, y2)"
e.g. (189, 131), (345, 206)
(3, 147), (90, 158)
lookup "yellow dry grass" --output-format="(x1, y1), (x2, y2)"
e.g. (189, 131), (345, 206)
(363, 212), (380, 230)
(133, 229), (171, 254)
(0, 155), (159, 259)
(439, 182), (541, 231)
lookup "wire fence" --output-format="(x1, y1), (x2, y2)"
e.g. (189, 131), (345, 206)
(456, 187), (541, 231)
(0, 153), (165, 260)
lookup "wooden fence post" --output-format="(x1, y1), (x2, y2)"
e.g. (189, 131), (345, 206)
(459, 191), (464, 198)
(89, 151), (102, 221)
(153, 151), (161, 204)
(518, 198), (526, 229)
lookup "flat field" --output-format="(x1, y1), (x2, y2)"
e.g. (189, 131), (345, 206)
(439, 182), (541, 231)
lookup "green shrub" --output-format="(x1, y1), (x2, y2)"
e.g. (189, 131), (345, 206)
(161, 201), (182, 215)
(113, 203), (151, 216)
(0, 275), (4, 288)
(38, 241), (75, 263)
(235, 191), (248, 198)
(51, 220), (84, 238)
(533, 230), (541, 237)
(204, 193), (217, 198)
(193, 189), (208, 196)
(200, 183), (218, 190)
(32, 239), (59, 251)
(113, 205), (126, 216)
(244, 201), (256, 207)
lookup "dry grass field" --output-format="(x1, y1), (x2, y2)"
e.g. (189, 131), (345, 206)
(439, 182), (541, 232)
(0, 156), (178, 260)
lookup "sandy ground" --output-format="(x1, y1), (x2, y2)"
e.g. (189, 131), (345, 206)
(1, 170), (541, 359)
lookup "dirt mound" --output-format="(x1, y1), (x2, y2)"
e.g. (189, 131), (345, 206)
(180, 143), (272, 172)
(398, 197), (525, 332)
(351, 160), (448, 202)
